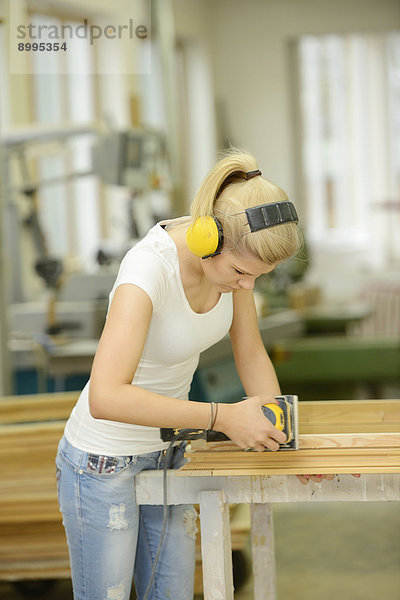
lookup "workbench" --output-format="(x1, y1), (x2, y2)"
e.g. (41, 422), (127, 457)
(136, 398), (400, 600)
(135, 470), (400, 600)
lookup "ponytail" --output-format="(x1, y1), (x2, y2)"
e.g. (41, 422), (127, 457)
(190, 148), (258, 220)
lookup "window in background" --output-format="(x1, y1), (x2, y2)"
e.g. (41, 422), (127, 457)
(30, 12), (100, 267)
(297, 32), (400, 268)
(387, 33), (400, 260)
(0, 21), (10, 129)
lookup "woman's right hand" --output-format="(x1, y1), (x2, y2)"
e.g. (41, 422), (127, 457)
(215, 395), (287, 452)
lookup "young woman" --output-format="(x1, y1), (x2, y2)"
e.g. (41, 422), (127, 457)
(56, 150), (302, 600)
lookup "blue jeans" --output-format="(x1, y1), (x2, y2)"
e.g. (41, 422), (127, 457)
(56, 436), (197, 600)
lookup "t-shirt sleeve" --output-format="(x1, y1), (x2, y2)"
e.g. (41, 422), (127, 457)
(109, 248), (171, 312)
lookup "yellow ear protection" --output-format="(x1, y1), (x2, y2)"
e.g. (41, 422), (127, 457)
(185, 216), (224, 259)
(186, 170), (299, 259)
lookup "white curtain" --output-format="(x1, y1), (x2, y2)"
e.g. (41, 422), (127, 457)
(298, 32), (400, 269)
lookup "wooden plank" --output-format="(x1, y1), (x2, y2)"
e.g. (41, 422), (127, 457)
(187, 447), (400, 461)
(298, 399), (400, 433)
(190, 433), (400, 453)
(199, 490), (234, 600)
(0, 420), (66, 437)
(181, 447), (400, 475)
(0, 391), (78, 424)
(183, 400), (400, 475)
(0, 422), (64, 476)
(0, 521), (70, 580)
(0, 564), (70, 582)
(2, 471), (56, 489)
(0, 501), (61, 524)
(251, 504), (276, 600)
(298, 433), (400, 449)
(180, 466), (400, 476)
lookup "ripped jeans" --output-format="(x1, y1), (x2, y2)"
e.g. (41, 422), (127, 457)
(56, 436), (197, 600)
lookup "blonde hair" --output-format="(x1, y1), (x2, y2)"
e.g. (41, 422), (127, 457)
(190, 149), (302, 265)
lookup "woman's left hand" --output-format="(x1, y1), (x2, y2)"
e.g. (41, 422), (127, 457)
(296, 474), (335, 485)
(297, 473), (361, 485)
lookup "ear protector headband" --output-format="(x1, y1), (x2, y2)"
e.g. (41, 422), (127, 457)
(186, 171), (299, 259)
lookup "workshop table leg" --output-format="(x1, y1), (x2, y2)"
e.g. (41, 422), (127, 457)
(199, 490), (234, 600)
(250, 503), (277, 600)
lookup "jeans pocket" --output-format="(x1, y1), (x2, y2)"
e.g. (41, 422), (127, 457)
(57, 438), (133, 479)
(83, 453), (133, 477)
(87, 453), (119, 474)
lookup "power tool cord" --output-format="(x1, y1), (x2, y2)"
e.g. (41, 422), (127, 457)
(142, 430), (191, 600)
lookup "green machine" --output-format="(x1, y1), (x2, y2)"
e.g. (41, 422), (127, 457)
(271, 336), (400, 400)
(190, 309), (400, 403)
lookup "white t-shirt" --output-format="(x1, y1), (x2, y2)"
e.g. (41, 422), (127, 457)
(64, 220), (233, 455)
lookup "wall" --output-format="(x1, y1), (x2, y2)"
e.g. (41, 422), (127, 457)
(173, 0), (218, 202)
(208, 0), (400, 203)
(200, 0), (400, 300)
(3, 0), (146, 128)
